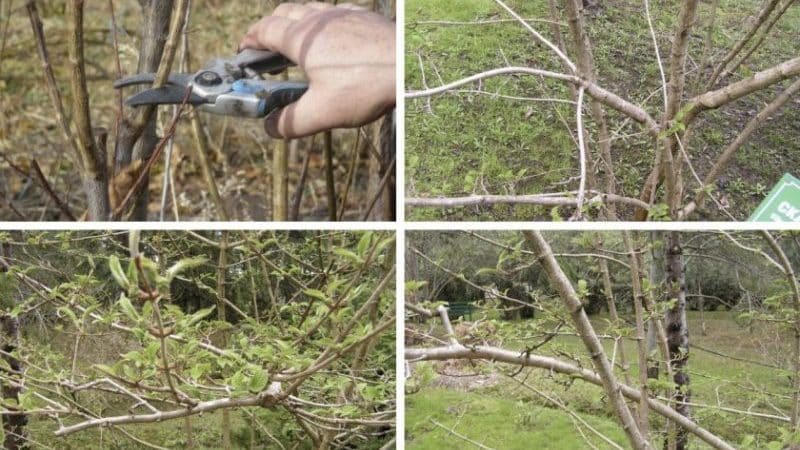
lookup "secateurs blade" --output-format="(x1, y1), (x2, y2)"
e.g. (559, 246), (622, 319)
(113, 49), (308, 118)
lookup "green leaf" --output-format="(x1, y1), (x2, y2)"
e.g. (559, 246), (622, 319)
(230, 370), (248, 392)
(81, 302), (102, 324)
(190, 363), (209, 380)
(58, 307), (81, 330)
(118, 294), (139, 323)
(249, 370), (269, 392)
(185, 306), (216, 327)
(166, 257), (208, 281)
(304, 289), (328, 302)
(109, 256), (129, 290)
(93, 364), (115, 376)
(332, 248), (363, 265)
(405, 280), (428, 292)
(357, 232), (373, 256)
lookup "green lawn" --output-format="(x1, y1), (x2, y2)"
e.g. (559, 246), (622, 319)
(405, 0), (800, 221)
(406, 311), (792, 449)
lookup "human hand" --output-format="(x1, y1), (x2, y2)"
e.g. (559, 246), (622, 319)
(239, 2), (395, 139)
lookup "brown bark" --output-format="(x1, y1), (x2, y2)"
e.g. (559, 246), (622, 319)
(115, 0), (189, 220)
(685, 56), (800, 120)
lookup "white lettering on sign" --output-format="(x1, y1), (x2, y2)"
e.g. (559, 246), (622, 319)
(777, 201), (800, 221)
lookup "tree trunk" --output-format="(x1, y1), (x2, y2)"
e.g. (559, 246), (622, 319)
(623, 231), (650, 438)
(215, 231), (231, 449)
(367, 1), (396, 221)
(114, 1), (173, 220)
(647, 231), (666, 378)
(0, 241), (27, 449)
(664, 231), (690, 450)
(698, 283), (706, 336)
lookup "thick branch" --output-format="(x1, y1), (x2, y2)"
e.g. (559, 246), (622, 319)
(406, 67), (659, 132)
(406, 191), (650, 210)
(681, 77), (800, 217)
(685, 57), (800, 120)
(55, 382), (282, 436)
(523, 230), (650, 450)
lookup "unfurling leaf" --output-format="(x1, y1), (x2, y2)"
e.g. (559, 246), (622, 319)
(249, 369), (269, 392)
(185, 306), (216, 327)
(118, 294), (139, 323)
(109, 255), (129, 290)
(58, 306), (81, 330)
(166, 256), (208, 281)
(304, 289), (328, 302)
(332, 248), (363, 264)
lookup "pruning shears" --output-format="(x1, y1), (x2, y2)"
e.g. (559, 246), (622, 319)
(113, 49), (308, 118)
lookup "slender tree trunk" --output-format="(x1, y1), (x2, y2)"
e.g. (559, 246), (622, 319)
(114, 1), (173, 220)
(563, 0), (617, 219)
(0, 241), (26, 449)
(698, 282), (706, 336)
(623, 231), (651, 438)
(647, 231), (665, 378)
(523, 231), (651, 450)
(664, 231), (690, 450)
(760, 231), (800, 430)
(215, 231), (231, 449)
(68, 0), (110, 220)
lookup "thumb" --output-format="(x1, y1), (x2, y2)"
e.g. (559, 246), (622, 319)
(264, 88), (338, 139)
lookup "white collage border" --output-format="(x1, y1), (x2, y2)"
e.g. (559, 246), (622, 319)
(2, 2), (799, 448)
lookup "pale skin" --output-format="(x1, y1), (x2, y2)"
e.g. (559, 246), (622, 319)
(239, 2), (396, 139)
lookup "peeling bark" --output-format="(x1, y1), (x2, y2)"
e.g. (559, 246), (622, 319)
(664, 231), (690, 450)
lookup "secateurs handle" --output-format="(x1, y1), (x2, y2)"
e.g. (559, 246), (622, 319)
(220, 79), (308, 118)
(234, 48), (296, 75)
(258, 82), (308, 116)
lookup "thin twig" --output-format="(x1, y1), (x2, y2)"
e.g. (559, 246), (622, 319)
(30, 160), (77, 221)
(360, 155), (395, 221)
(112, 88), (192, 219)
(290, 143), (313, 221)
(323, 131), (337, 221)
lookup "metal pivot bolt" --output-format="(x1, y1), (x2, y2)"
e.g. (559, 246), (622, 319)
(196, 71), (222, 86)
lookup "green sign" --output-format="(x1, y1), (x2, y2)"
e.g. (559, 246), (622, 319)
(749, 173), (800, 222)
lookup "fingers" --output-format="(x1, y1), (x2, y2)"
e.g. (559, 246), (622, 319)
(330, 3), (367, 11)
(238, 16), (297, 58)
(264, 88), (338, 139)
(273, 2), (327, 20)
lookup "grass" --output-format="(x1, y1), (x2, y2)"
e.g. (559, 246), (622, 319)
(405, 0), (800, 221)
(406, 311), (793, 449)
(407, 388), (630, 450)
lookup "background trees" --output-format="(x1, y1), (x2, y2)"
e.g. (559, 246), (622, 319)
(0, 230), (396, 449)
